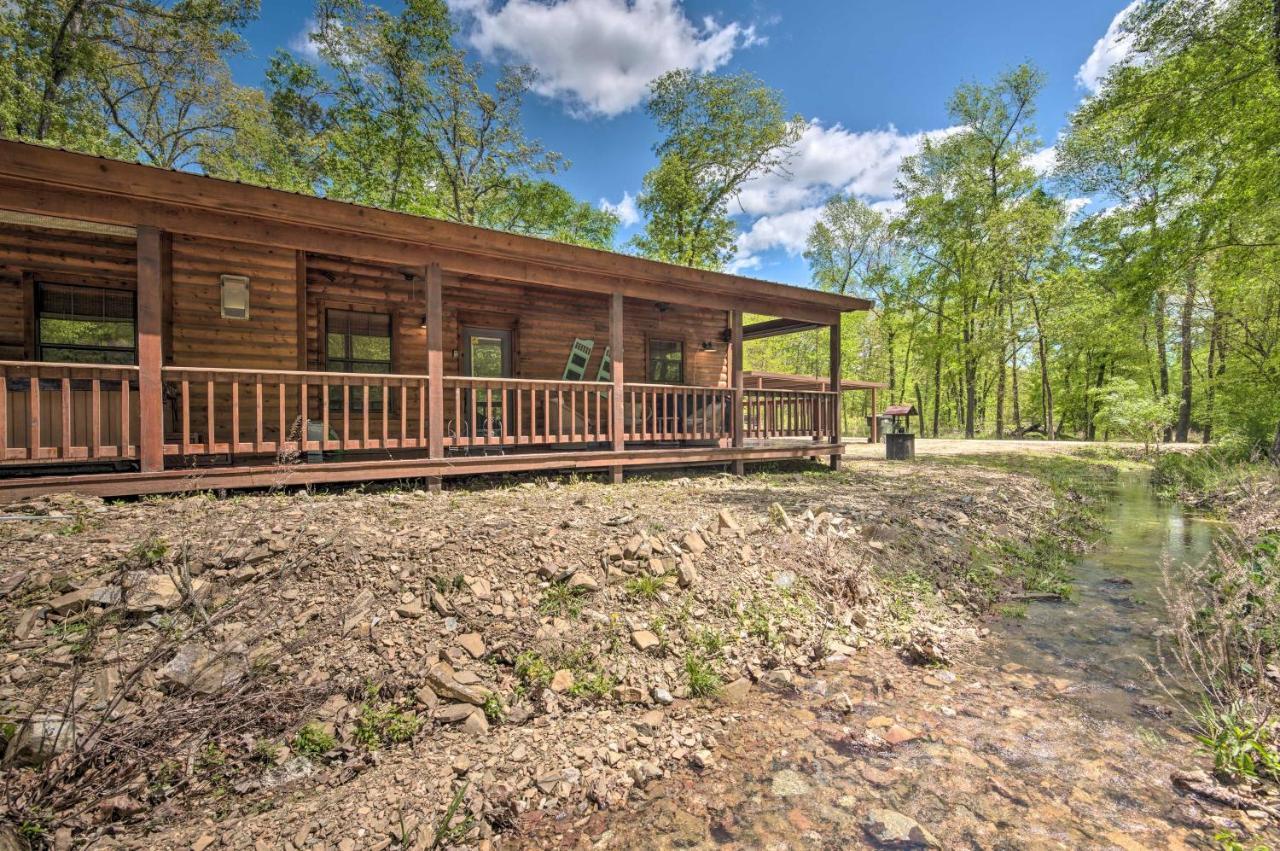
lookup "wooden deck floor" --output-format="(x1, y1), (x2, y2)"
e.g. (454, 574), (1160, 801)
(0, 441), (844, 500)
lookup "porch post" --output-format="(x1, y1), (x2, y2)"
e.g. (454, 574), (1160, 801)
(609, 292), (624, 483)
(731, 310), (744, 476)
(425, 263), (444, 492)
(829, 320), (842, 470)
(136, 226), (166, 473)
(869, 386), (878, 444)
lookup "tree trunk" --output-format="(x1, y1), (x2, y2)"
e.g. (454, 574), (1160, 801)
(995, 302), (1006, 439)
(1154, 289), (1172, 441)
(1272, 420), (1280, 463)
(885, 324), (896, 403)
(1010, 305), (1022, 431)
(1204, 307), (1220, 444)
(963, 309), (977, 440)
(1029, 293), (1054, 441)
(931, 298), (944, 438)
(1176, 270), (1197, 443)
(915, 384), (925, 437)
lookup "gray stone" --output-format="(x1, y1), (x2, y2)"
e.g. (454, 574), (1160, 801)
(424, 662), (489, 705)
(863, 809), (940, 848)
(3, 713), (76, 767)
(770, 769), (810, 798)
(158, 644), (248, 694)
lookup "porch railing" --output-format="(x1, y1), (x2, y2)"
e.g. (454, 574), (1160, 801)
(0, 360), (839, 468)
(743, 388), (835, 440)
(444, 376), (611, 449)
(0, 361), (140, 462)
(622, 383), (734, 442)
(160, 367), (430, 458)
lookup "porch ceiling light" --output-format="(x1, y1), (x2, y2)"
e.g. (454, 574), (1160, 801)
(220, 275), (250, 319)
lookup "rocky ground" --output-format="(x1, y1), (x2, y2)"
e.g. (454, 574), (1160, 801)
(1, 459), (1109, 849)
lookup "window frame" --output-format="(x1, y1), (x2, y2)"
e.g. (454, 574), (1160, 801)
(646, 336), (685, 385)
(35, 282), (138, 365)
(323, 307), (394, 412)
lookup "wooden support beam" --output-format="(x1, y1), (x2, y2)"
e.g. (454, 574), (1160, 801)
(869, 386), (879, 444)
(136, 226), (165, 472)
(610, 292), (625, 483)
(20, 271), (35, 360)
(830, 321), (842, 470)
(730, 310), (744, 476)
(425, 263), (444, 492)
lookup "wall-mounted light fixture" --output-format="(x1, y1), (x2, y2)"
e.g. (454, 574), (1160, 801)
(700, 341), (717, 352)
(220, 275), (250, 319)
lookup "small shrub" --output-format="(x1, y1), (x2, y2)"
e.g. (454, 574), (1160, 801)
(129, 536), (169, 566)
(514, 650), (554, 688)
(691, 627), (727, 658)
(292, 723), (336, 758)
(1195, 698), (1280, 783)
(354, 703), (420, 749)
(683, 654), (722, 699)
(482, 694), (504, 724)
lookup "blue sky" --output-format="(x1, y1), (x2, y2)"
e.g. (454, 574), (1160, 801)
(229, 0), (1138, 286)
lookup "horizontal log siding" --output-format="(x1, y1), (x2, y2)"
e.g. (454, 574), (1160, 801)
(171, 235), (299, 370)
(0, 223), (137, 359)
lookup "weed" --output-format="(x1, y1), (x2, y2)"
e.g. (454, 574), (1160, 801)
(1194, 698), (1280, 783)
(625, 574), (666, 600)
(567, 672), (615, 699)
(538, 581), (587, 618)
(129, 536), (169, 566)
(995, 602), (1028, 619)
(354, 702), (420, 749)
(431, 781), (476, 849)
(683, 654), (722, 699)
(292, 723), (336, 758)
(690, 627), (727, 659)
(482, 694), (504, 724)
(514, 651), (554, 688)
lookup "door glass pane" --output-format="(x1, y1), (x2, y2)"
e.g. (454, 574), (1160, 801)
(470, 336), (505, 378)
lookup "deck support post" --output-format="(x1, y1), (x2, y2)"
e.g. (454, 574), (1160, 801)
(425, 262), (444, 493)
(731, 310), (744, 476)
(830, 320), (842, 470)
(869, 386), (878, 444)
(609, 292), (624, 483)
(136, 226), (166, 473)
(295, 251), (308, 370)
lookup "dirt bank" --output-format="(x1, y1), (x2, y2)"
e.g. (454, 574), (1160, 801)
(0, 459), (1102, 848)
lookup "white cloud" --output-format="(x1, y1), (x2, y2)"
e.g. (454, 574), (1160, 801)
(450, 0), (759, 117)
(735, 206), (824, 258)
(1026, 145), (1058, 176)
(1065, 197), (1091, 217)
(727, 120), (953, 270)
(289, 17), (322, 59)
(1076, 1), (1141, 92)
(600, 191), (640, 227)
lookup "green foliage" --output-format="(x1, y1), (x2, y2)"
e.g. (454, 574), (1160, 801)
(1091, 378), (1178, 449)
(129, 536), (169, 567)
(1195, 698), (1280, 784)
(354, 701), (420, 749)
(292, 723), (336, 758)
(537, 581), (588, 619)
(514, 650), (554, 688)
(624, 575), (666, 600)
(632, 69), (804, 270)
(481, 694), (504, 724)
(683, 653), (722, 699)
(566, 672), (615, 699)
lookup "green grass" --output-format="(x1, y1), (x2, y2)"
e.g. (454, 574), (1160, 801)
(353, 701), (421, 749)
(567, 672), (616, 699)
(683, 653), (722, 698)
(537, 581), (588, 618)
(625, 574), (666, 600)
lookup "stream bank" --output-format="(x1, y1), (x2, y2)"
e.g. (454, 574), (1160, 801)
(520, 467), (1277, 849)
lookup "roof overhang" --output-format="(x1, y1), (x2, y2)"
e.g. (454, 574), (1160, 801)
(0, 140), (873, 324)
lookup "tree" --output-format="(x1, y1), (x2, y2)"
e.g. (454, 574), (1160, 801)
(1, 0), (258, 165)
(1092, 377), (1179, 451)
(632, 70), (804, 270)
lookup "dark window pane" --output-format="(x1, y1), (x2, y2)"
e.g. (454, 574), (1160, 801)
(37, 284), (136, 365)
(326, 309), (392, 412)
(648, 339), (683, 384)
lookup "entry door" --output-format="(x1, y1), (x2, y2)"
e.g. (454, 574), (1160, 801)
(460, 327), (512, 437)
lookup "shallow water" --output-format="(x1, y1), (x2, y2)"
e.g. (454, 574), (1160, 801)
(987, 471), (1216, 719)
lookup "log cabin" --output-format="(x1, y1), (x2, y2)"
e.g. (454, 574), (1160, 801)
(0, 140), (874, 499)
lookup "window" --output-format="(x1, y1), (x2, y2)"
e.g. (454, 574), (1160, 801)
(38, 284), (136, 364)
(647, 338), (684, 384)
(325, 309), (392, 411)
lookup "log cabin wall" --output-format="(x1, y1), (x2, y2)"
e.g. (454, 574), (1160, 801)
(0, 221), (139, 451)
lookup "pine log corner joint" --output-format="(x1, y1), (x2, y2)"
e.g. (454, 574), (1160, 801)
(0, 140), (875, 498)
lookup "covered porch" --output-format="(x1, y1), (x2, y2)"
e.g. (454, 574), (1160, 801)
(0, 141), (870, 499)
